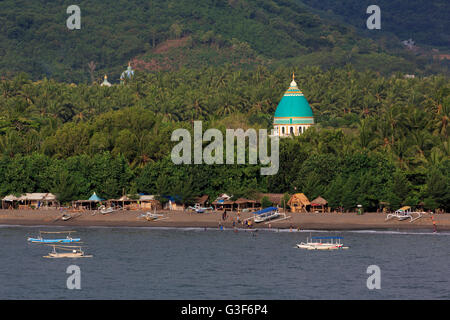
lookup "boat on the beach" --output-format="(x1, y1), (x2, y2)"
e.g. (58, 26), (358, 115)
(98, 205), (119, 214)
(27, 231), (81, 244)
(140, 212), (168, 222)
(188, 204), (213, 213)
(253, 207), (281, 223)
(61, 213), (72, 221)
(296, 236), (349, 250)
(43, 245), (92, 258)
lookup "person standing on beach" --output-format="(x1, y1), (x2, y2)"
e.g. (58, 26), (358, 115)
(431, 215), (437, 233)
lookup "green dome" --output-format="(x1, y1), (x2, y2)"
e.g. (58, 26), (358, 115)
(274, 80), (313, 119)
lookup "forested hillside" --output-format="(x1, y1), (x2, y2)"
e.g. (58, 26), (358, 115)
(302, 0), (450, 48)
(0, 0), (447, 83)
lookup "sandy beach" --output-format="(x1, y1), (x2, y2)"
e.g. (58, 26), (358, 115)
(0, 209), (448, 231)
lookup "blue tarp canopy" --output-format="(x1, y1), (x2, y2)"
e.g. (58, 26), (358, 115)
(253, 207), (278, 215)
(88, 192), (104, 201)
(162, 195), (182, 203)
(312, 236), (343, 240)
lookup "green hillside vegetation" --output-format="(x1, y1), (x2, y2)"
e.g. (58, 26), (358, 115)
(302, 0), (450, 48)
(0, 0), (446, 83)
(0, 67), (448, 210)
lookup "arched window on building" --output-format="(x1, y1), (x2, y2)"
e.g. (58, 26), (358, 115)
(290, 127), (294, 135)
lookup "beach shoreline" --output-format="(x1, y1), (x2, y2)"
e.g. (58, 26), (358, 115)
(0, 209), (448, 231)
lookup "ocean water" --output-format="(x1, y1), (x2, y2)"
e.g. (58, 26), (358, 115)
(0, 226), (448, 299)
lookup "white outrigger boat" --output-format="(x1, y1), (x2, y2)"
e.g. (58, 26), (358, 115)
(43, 245), (92, 259)
(188, 204), (213, 213)
(296, 236), (349, 250)
(140, 212), (168, 222)
(98, 205), (120, 215)
(385, 206), (423, 222)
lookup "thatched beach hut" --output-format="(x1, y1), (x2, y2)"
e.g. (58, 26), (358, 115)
(234, 198), (258, 212)
(108, 195), (139, 210)
(288, 193), (310, 213)
(195, 195), (209, 207)
(310, 196), (328, 213)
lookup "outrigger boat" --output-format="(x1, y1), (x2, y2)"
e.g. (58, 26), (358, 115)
(43, 245), (92, 259)
(140, 212), (168, 222)
(296, 236), (349, 250)
(385, 206), (423, 222)
(98, 205), (120, 214)
(188, 204), (213, 213)
(253, 207), (281, 223)
(27, 231), (81, 244)
(61, 213), (72, 221)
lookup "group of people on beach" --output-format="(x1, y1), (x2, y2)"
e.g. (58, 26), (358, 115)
(218, 210), (254, 231)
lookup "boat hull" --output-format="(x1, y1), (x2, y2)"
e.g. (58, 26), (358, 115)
(28, 238), (81, 243)
(44, 253), (93, 258)
(254, 213), (280, 223)
(296, 242), (349, 250)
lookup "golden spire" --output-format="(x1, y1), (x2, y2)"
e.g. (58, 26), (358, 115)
(292, 72), (295, 81)
(104, 75), (107, 79)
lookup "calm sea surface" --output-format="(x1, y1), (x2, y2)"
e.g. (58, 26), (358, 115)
(0, 225), (448, 299)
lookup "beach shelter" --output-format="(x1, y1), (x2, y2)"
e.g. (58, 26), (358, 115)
(139, 195), (160, 210)
(162, 195), (184, 211)
(234, 198), (258, 212)
(195, 195), (209, 206)
(2, 195), (20, 209)
(288, 193), (310, 213)
(73, 192), (105, 210)
(88, 192), (104, 202)
(310, 196), (328, 213)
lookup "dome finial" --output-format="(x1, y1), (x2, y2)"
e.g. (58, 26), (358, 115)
(101, 74), (111, 87)
(290, 72), (297, 87)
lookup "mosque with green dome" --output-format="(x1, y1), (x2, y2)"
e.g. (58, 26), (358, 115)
(273, 73), (314, 136)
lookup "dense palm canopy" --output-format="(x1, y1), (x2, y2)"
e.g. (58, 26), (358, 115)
(0, 66), (448, 211)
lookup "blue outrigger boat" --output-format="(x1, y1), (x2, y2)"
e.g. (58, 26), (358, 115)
(27, 231), (81, 244)
(253, 207), (280, 223)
